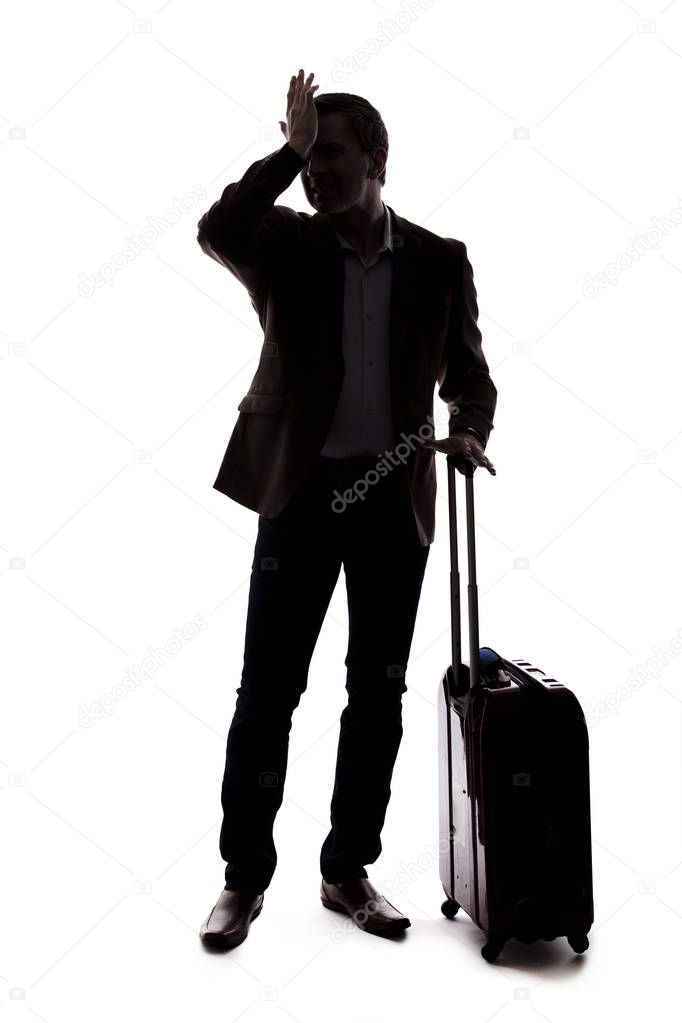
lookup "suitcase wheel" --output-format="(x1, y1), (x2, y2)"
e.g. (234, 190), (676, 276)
(566, 933), (589, 954)
(440, 898), (460, 919)
(481, 934), (506, 962)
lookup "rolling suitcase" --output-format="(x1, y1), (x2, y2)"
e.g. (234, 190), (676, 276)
(437, 453), (594, 962)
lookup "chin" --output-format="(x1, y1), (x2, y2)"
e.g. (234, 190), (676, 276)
(310, 189), (338, 206)
(313, 196), (341, 213)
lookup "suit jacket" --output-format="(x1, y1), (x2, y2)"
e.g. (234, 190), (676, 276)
(197, 141), (497, 546)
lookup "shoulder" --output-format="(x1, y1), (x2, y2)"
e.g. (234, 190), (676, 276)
(257, 204), (304, 234)
(389, 209), (469, 263)
(268, 205), (471, 267)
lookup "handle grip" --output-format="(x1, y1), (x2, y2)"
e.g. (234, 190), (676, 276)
(446, 452), (476, 477)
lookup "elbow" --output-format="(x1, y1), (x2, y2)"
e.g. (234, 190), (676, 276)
(197, 210), (218, 248)
(197, 224), (213, 255)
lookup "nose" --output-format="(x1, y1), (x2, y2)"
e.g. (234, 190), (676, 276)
(305, 150), (328, 179)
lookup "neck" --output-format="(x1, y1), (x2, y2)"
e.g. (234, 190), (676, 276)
(330, 198), (386, 255)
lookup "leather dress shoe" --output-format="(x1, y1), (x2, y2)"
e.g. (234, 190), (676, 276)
(199, 889), (264, 948)
(320, 877), (410, 937)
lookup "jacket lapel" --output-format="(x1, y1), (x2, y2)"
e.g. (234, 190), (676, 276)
(386, 207), (424, 436)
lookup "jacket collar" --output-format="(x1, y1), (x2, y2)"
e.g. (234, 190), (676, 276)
(332, 201), (394, 254)
(308, 203), (411, 252)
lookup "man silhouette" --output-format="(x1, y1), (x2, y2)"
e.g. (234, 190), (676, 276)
(198, 69), (497, 948)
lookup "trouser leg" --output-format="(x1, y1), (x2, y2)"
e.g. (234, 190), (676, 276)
(320, 459), (430, 882)
(220, 464), (342, 892)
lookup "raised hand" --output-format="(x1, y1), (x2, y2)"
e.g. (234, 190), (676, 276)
(278, 69), (319, 159)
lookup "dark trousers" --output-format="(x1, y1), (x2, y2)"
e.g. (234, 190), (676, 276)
(219, 454), (430, 893)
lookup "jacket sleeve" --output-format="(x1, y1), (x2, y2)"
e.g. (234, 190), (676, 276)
(437, 240), (497, 448)
(196, 141), (306, 298)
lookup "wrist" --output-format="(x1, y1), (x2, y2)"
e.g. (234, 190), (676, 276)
(455, 426), (486, 447)
(288, 138), (311, 161)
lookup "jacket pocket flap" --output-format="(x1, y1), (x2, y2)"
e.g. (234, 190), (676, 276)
(238, 392), (286, 414)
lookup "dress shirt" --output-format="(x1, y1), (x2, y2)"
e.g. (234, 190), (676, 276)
(320, 202), (396, 458)
(319, 201), (486, 458)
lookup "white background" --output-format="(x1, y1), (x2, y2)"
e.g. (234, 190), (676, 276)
(2, 0), (681, 1018)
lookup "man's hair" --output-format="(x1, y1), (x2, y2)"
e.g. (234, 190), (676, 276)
(313, 93), (389, 187)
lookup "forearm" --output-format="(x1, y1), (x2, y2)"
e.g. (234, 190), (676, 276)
(197, 141), (305, 261)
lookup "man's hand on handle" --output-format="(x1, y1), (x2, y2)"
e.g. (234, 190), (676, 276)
(279, 69), (319, 160)
(417, 432), (496, 476)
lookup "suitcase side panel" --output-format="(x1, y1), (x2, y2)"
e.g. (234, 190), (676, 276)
(438, 667), (482, 925)
(438, 671), (455, 896)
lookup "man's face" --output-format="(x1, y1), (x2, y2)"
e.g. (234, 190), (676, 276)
(299, 111), (383, 214)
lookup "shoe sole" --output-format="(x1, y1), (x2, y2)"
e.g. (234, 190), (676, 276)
(200, 899), (264, 949)
(320, 896), (410, 936)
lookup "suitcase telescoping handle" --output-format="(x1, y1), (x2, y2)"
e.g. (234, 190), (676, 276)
(446, 453), (480, 696)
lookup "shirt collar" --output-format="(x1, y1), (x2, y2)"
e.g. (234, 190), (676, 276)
(334, 202), (393, 254)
